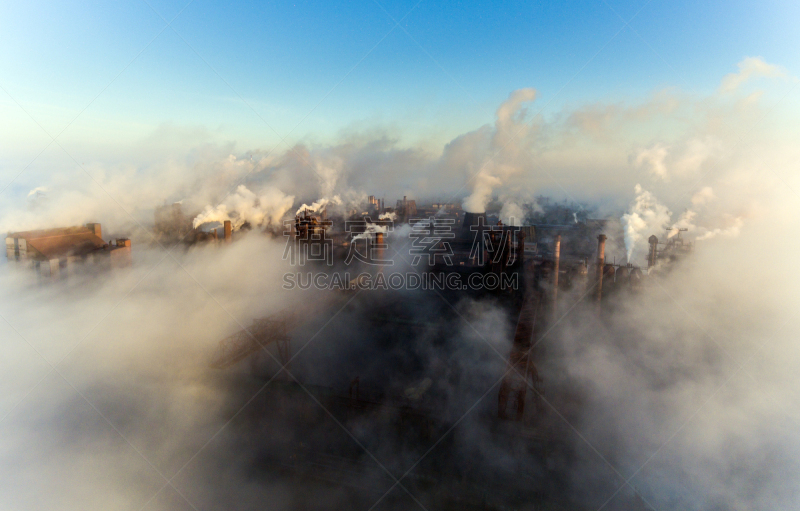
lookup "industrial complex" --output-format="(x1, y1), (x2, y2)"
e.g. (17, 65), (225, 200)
(198, 196), (684, 510)
(4, 195), (689, 510)
(5, 223), (131, 281)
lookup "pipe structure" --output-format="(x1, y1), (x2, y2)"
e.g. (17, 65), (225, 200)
(595, 234), (607, 303)
(552, 234), (561, 320)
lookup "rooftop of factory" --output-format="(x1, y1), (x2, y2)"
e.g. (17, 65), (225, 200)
(6, 224), (109, 260)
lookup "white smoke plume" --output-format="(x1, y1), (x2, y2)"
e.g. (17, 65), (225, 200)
(378, 212), (397, 222)
(668, 185), (744, 242)
(26, 186), (47, 198)
(622, 182), (746, 263)
(462, 171), (502, 213)
(462, 89), (537, 212)
(314, 157), (343, 199)
(294, 196), (341, 217)
(620, 184), (672, 263)
(691, 186), (715, 206)
(193, 185), (295, 230)
(634, 138), (721, 182)
(634, 143), (670, 179)
(499, 200), (524, 226)
(696, 216), (744, 240)
(351, 220), (388, 241)
(668, 209), (697, 237)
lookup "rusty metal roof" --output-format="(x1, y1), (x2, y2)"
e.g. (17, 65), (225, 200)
(8, 227), (106, 260)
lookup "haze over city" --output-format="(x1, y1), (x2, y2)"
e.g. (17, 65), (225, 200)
(2, 1), (800, 510)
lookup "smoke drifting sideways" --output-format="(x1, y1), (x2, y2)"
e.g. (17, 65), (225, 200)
(192, 185), (295, 231)
(0, 56), (799, 509)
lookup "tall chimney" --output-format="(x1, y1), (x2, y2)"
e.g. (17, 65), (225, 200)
(86, 223), (101, 238)
(552, 234), (561, 320)
(595, 234), (607, 303)
(224, 220), (232, 244)
(647, 235), (658, 269)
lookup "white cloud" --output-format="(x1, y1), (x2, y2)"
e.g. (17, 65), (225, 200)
(691, 186), (715, 206)
(718, 56), (785, 94)
(635, 143), (670, 179)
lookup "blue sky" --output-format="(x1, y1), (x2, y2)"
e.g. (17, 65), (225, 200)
(1, 0), (798, 158)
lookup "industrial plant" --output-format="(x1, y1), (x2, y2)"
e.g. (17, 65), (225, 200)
(0, 192), (686, 509)
(4, 0), (796, 507)
(2, 188), (695, 509)
(5, 223), (131, 281)
(175, 194), (682, 510)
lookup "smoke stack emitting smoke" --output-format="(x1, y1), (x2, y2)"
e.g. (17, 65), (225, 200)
(2, 57), (799, 510)
(350, 220), (388, 241)
(462, 88), (537, 213)
(621, 183), (746, 264)
(294, 196), (341, 217)
(621, 184), (671, 263)
(193, 185), (294, 230)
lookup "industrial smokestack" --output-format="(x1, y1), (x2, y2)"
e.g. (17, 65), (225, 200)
(224, 220), (232, 244)
(462, 211), (487, 231)
(552, 234), (561, 320)
(595, 234), (607, 303)
(86, 223), (101, 238)
(647, 235), (658, 268)
(461, 212), (488, 255)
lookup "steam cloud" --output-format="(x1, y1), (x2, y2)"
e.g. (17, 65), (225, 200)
(294, 196), (341, 217)
(193, 185), (295, 230)
(350, 220), (388, 241)
(461, 88), (537, 213)
(621, 184), (672, 263)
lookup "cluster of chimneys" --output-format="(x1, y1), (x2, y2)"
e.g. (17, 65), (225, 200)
(367, 195), (385, 211)
(548, 233), (653, 319)
(202, 220), (233, 244)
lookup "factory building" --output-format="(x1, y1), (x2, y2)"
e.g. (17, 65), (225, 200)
(207, 216), (671, 509)
(5, 223), (131, 280)
(395, 196), (417, 223)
